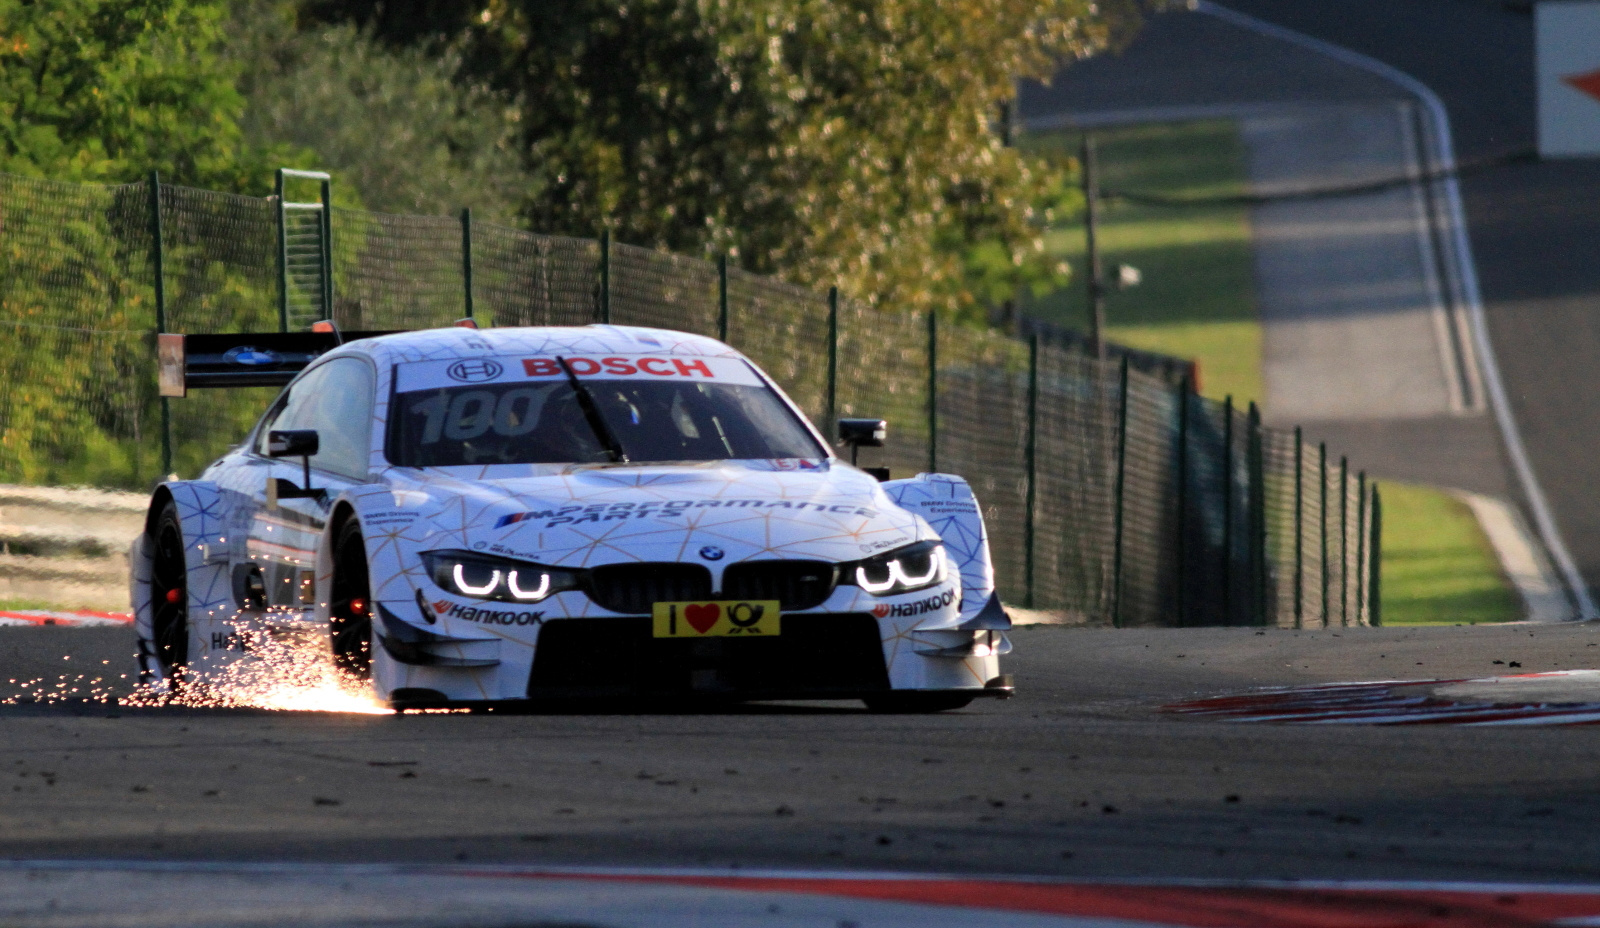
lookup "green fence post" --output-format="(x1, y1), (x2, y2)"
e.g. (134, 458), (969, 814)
(274, 169), (289, 333)
(1249, 402), (1266, 626)
(598, 228), (611, 324)
(826, 287), (839, 433)
(1294, 426), (1303, 629)
(1175, 376), (1190, 626)
(927, 311), (938, 474)
(318, 177), (333, 320)
(148, 171), (172, 479)
(717, 255), (729, 343)
(460, 207), (475, 321)
(1112, 355), (1130, 628)
(1357, 471), (1368, 625)
(1369, 484), (1383, 626)
(1024, 334), (1040, 609)
(1222, 395), (1234, 624)
(1340, 455), (1349, 627)
(1320, 441), (1330, 628)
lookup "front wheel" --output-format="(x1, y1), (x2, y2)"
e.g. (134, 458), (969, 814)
(329, 519), (373, 679)
(149, 501), (189, 684)
(862, 692), (975, 713)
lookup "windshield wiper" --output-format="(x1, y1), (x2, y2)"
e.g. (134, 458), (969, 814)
(556, 356), (629, 463)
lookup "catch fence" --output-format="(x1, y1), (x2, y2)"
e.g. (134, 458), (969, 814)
(0, 168), (1379, 627)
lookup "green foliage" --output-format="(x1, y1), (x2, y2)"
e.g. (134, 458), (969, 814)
(303, 0), (1152, 317)
(226, 1), (526, 217)
(0, 0), (259, 187)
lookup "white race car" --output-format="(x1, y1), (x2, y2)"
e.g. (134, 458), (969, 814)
(132, 324), (1014, 711)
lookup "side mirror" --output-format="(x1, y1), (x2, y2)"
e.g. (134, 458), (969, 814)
(267, 429), (319, 458)
(265, 429), (324, 503)
(837, 418), (887, 468)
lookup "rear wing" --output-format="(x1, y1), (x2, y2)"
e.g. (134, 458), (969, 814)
(157, 330), (395, 397)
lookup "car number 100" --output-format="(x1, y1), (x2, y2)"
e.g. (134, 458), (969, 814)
(651, 600), (782, 638)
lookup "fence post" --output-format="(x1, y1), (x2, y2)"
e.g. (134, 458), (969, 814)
(717, 255), (729, 343)
(1175, 377), (1190, 626)
(460, 208), (475, 321)
(1356, 471), (1368, 625)
(147, 171), (172, 479)
(1369, 484), (1383, 626)
(1082, 133), (1107, 361)
(318, 176), (333, 320)
(1249, 402), (1266, 626)
(826, 287), (839, 432)
(274, 169), (289, 333)
(1320, 441), (1330, 628)
(1025, 334), (1040, 609)
(1340, 455), (1349, 627)
(927, 311), (938, 474)
(598, 228), (611, 324)
(1294, 426), (1303, 629)
(1112, 355), (1130, 628)
(1222, 395), (1234, 624)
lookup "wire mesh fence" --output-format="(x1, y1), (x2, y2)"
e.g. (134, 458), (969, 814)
(0, 169), (1379, 626)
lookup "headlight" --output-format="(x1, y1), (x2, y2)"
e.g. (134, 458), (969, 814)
(844, 540), (947, 596)
(421, 550), (580, 603)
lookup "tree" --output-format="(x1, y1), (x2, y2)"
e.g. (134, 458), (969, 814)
(226, 1), (526, 218)
(302, 0), (1152, 317)
(0, 0), (258, 187)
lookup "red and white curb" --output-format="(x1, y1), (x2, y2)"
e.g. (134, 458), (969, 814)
(0, 609), (132, 627)
(1166, 671), (1600, 725)
(8, 862), (1600, 927)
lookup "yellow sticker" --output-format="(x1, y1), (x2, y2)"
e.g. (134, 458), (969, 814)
(651, 600), (782, 638)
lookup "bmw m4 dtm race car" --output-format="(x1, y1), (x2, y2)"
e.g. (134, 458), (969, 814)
(133, 323), (1014, 711)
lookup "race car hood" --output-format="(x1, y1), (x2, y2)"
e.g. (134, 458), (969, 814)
(379, 461), (927, 569)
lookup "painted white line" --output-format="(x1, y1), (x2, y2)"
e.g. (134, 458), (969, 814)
(1395, 98), (1472, 414)
(1197, 1), (1597, 621)
(12, 858), (1600, 892)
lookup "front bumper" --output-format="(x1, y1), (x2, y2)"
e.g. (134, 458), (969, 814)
(524, 612), (890, 701)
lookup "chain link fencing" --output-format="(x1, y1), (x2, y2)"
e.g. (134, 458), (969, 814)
(0, 169), (1379, 626)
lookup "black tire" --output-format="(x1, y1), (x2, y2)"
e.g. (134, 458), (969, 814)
(862, 692), (976, 714)
(149, 501), (189, 683)
(329, 518), (373, 679)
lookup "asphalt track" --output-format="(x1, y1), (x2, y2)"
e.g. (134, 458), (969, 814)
(9, 623), (1600, 885)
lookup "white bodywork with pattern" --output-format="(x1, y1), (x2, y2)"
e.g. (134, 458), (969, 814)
(131, 325), (1012, 709)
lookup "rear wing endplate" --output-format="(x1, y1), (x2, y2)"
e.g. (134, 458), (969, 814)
(157, 331), (395, 397)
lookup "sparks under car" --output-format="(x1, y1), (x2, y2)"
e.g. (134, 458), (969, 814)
(131, 324), (1014, 711)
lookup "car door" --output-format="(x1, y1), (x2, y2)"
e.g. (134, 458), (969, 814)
(246, 358), (377, 612)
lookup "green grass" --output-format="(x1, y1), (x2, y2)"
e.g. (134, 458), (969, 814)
(0, 598), (94, 613)
(1019, 121), (1261, 404)
(1378, 483), (1522, 625)
(1018, 120), (1520, 625)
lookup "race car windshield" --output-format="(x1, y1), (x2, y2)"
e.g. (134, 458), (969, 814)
(387, 378), (825, 467)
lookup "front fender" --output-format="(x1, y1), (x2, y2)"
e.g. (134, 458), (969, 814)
(882, 473), (1004, 627)
(315, 485), (435, 627)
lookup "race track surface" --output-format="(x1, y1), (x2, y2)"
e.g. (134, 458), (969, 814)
(6, 623), (1600, 883)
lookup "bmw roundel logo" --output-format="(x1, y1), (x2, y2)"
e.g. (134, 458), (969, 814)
(447, 359), (504, 383)
(699, 546), (725, 561)
(224, 345), (281, 367)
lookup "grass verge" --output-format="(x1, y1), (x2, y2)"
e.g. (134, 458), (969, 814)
(1378, 483), (1521, 625)
(1019, 121), (1261, 404)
